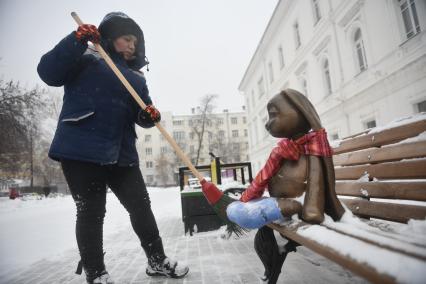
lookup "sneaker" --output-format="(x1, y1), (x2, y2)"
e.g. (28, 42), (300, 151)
(87, 270), (114, 284)
(146, 257), (189, 279)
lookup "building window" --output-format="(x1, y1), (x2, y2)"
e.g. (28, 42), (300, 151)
(232, 143), (240, 152)
(257, 77), (265, 97)
(268, 61), (274, 83)
(253, 118), (259, 143)
(262, 115), (269, 137)
(160, 146), (167, 153)
(331, 133), (339, 141)
(251, 90), (256, 107)
(219, 130), (225, 138)
(364, 119), (377, 129)
(294, 21), (301, 49)
(323, 59), (332, 95)
(244, 129), (248, 137)
(399, 0), (421, 39)
(231, 117), (238, 124)
(278, 45), (285, 69)
(243, 117), (247, 124)
(173, 120), (184, 126)
(415, 100), (426, 112)
(299, 76), (309, 97)
(173, 131), (185, 141)
(354, 28), (368, 72)
(312, 0), (322, 24)
(146, 161), (153, 168)
(146, 175), (153, 183)
(144, 135), (151, 142)
(189, 132), (194, 139)
(145, 148), (152, 155)
(217, 118), (224, 125)
(190, 145), (195, 153)
(232, 130), (239, 137)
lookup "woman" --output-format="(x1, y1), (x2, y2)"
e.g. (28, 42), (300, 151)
(37, 12), (188, 283)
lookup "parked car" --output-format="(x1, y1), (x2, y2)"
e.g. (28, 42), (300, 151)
(188, 177), (211, 189)
(9, 187), (20, 199)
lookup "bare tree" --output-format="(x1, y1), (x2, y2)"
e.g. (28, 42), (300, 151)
(32, 90), (66, 189)
(0, 80), (65, 189)
(154, 152), (174, 186)
(0, 80), (44, 182)
(191, 94), (218, 165)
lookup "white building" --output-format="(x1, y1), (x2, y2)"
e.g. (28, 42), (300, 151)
(239, 0), (426, 173)
(136, 110), (249, 186)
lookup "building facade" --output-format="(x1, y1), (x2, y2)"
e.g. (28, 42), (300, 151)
(239, 0), (426, 173)
(136, 109), (249, 186)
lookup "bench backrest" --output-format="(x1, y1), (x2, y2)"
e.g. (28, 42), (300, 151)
(332, 117), (426, 223)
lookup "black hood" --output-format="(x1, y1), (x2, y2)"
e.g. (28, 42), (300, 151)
(98, 12), (148, 70)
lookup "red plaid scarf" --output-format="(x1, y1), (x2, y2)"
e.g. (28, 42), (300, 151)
(240, 128), (333, 202)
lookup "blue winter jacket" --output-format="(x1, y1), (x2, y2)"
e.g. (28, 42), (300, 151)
(37, 32), (153, 166)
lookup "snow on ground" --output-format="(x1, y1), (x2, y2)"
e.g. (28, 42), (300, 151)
(0, 186), (182, 277)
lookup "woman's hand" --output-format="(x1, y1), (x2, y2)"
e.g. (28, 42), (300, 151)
(144, 105), (161, 123)
(75, 24), (101, 44)
(137, 105), (161, 128)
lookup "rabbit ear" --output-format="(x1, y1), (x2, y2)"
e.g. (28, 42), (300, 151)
(280, 89), (322, 131)
(322, 157), (345, 220)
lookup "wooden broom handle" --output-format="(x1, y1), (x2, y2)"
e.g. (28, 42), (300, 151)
(71, 12), (204, 181)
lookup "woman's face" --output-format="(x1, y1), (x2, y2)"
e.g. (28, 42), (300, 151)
(113, 34), (137, 61)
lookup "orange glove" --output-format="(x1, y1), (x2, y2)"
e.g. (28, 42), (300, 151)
(144, 105), (161, 123)
(75, 24), (101, 44)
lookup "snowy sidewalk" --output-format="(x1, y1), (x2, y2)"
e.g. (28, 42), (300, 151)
(0, 215), (366, 284)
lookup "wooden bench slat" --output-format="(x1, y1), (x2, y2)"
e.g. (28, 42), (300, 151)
(333, 140), (426, 166)
(335, 159), (426, 180)
(340, 198), (426, 223)
(335, 181), (426, 201)
(333, 120), (426, 154)
(269, 223), (397, 284)
(340, 129), (370, 140)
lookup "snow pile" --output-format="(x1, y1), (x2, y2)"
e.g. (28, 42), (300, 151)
(297, 224), (425, 283)
(329, 139), (342, 149)
(397, 131), (426, 144)
(396, 218), (426, 239)
(218, 180), (248, 191)
(293, 209), (426, 284)
(368, 113), (426, 134)
(357, 172), (370, 182)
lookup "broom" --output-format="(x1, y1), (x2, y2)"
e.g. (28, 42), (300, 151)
(71, 12), (247, 237)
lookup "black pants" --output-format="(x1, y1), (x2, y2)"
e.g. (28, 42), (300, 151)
(61, 159), (163, 273)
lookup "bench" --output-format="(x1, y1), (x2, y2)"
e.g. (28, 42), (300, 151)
(268, 115), (426, 284)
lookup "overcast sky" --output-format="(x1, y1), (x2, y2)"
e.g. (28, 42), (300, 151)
(0, 0), (277, 115)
